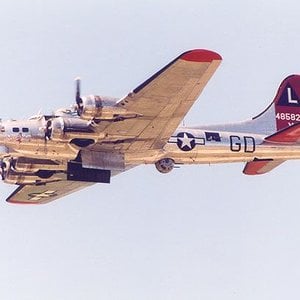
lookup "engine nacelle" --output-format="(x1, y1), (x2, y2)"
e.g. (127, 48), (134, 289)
(155, 158), (175, 174)
(77, 95), (140, 121)
(0, 158), (57, 185)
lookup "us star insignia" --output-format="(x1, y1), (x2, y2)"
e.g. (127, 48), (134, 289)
(176, 132), (196, 151)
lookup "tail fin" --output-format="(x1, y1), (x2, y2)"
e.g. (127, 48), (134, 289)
(243, 75), (300, 176)
(253, 74), (300, 133)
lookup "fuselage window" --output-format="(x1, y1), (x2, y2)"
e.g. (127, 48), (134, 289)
(0, 126), (5, 132)
(12, 127), (19, 133)
(22, 128), (29, 133)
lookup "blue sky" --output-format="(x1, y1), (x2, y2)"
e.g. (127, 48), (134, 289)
(1, 0), (300, 299)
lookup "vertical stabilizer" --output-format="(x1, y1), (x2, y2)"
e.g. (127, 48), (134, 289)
(253, 74), (300, 132)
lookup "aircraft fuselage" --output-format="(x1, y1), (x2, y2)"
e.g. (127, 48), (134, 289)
(1, 117), (299, 170)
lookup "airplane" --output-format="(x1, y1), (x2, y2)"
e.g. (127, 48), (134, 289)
(1, 49), (300, 204)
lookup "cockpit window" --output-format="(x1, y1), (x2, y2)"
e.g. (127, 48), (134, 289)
(22, 128), (29, 133)
(12, 127), (19, 133)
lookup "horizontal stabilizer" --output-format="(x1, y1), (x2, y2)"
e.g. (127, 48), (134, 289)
(265, 123), (300, 144)
(243, 158), (285, 175)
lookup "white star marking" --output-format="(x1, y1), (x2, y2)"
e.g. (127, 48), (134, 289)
(178, 133), (193, 149)
(28, 190), (57, 201)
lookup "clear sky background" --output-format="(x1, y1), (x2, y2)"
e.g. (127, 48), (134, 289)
(0, 0), (300, 299)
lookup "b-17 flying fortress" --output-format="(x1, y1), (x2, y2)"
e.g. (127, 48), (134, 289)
(1, 49), (299, 204)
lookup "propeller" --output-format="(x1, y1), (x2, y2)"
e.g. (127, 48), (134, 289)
(75, 77), (83, 115)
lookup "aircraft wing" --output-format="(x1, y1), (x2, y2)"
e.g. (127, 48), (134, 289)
(6, 181), (93, 205)
(6, 50), (222, 204)
(92, 49), (222, 152)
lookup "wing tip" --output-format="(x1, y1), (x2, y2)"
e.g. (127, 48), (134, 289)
(180, 49), (222, 62)
(6, 199), (40, 205)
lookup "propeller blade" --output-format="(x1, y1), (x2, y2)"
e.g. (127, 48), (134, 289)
(75, 77), (83, 115)
(75, 77), (81, 105)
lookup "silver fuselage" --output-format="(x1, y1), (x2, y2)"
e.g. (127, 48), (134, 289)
(0, 115), (299, 170)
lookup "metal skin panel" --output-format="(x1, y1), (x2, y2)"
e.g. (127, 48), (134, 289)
(2, 50), (300, 204)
